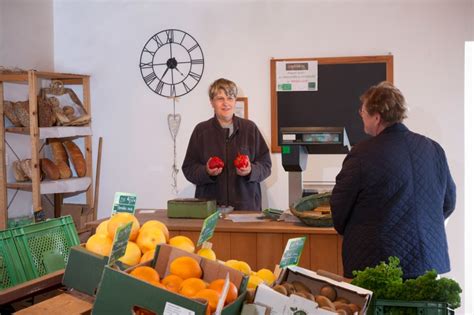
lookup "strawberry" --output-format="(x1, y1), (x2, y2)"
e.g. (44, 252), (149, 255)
(233, 153), (249, 169)
(208, 156), (224, 169)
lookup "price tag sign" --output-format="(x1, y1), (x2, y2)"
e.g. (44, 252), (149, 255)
(279, 236), (306, 268)
(111, 192), (137, 215)
(108, 221), (132, 266)
(196, 211), (219, 247)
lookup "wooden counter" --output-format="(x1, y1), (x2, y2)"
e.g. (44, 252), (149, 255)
(87, 209), (343, 275)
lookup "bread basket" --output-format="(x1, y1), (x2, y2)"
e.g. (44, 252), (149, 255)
(290, 192), (333, 227)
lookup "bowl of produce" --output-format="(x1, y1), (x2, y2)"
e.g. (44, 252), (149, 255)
(290, 192), (333, 227)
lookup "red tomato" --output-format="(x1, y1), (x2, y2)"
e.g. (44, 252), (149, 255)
(233, 154), (249, 169)
(208, 156), (224, 169)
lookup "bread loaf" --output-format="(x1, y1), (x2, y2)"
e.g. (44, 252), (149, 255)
(20, 159), (33, 180)
(13, 160), (29, 182)
(49, 139), (69, 165)
(4, 101), (23, 127)
(63, 140), (86, 177)
(41, 158), (60, 180)
(56, 160), (72, 179)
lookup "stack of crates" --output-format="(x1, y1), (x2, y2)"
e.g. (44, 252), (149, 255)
(0, 215), (79, 290)
(371, 299), (455, 315)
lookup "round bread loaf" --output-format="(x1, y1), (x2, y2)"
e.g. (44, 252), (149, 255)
(41, 158), (60, 180)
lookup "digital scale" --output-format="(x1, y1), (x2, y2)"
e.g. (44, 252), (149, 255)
(280, 127), (351, 207)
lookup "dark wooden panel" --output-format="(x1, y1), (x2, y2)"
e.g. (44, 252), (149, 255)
(310, 234), (339, 274)
(256, 233), (283, 270)
(230, 233), (257, 270)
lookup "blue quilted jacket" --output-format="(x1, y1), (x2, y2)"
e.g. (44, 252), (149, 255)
(330, 123), (456, 279)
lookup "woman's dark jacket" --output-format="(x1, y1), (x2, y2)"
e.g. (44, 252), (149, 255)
(330, 123), (456, 278)
(182, 115), (271, 210)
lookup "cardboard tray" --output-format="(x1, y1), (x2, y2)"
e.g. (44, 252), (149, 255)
(92, 243), (248, 314)
(167, 198), (217, 219)
(277, 266), (372, 313)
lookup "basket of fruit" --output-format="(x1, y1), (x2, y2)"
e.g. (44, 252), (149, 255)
(290, 193), (333, 227)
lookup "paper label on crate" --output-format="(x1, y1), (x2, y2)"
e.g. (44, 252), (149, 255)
(196, 211), (219, 246)
(280, 236), (306, 268)
(111, 192), (137, 215)
(163, 302), (195, 315)
(107, 221), (132, 266)
(215, 273), (230, 314)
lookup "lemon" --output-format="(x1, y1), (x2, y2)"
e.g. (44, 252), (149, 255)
(247, 275), (264, 289)
(256, 268), (276, 285)
(197, 247), (217, 261)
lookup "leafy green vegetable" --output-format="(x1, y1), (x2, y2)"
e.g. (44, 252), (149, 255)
(351, 257), (462, 308)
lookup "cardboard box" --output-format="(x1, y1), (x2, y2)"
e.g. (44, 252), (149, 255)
(62, 244), (128, 296)
(92, 244), (248, 315)
(167, 198), (217, 218)
(277, 266), (372, 314)
(253, 284), (335, 315)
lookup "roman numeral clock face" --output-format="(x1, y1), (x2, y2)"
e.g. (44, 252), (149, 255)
(139, 29), (204, 97)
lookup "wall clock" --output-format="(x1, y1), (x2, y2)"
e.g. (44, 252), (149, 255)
(139, 29), (205, 97)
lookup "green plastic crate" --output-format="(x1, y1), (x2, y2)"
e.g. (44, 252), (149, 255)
(11, 216), (80, 280)
(0, 230), (28, 289)
(370, 299), (455, 315)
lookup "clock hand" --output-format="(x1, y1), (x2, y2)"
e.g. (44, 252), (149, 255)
(174, 66), (185, 77)
(160, 66), (170, 81)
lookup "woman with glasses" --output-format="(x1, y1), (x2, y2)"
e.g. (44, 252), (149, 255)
(182, 78), (271, 210)
(330, 81), (456, 279)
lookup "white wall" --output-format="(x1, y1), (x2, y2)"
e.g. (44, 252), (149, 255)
(1, 0), (472, 311)
(0, 0), (54, 219)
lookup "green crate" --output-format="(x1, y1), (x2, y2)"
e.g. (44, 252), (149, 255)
(0, 230), (28, 289)
(11, 216), (80, 280)
(369, 299), (455, 315)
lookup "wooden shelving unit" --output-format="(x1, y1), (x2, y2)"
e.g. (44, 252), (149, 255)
(0, 70), (94, 229)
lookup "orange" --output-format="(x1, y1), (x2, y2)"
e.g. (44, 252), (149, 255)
(194, 289), (220, 313)
(169, 236), (195, 253)
(170, 256), (202, 279)
(118, 241), (142, 266)
(130, 266), (160, 284)
(95, 219), (109, 235)
(136, 228), (166, 254)
(107, 212), (140, 241)
(150, 280), (165, 289)
(85, 233), (113, 256)
(140, 220), (170, 241)
(161, 274), (184, 293)
(140, 249), (156, 263)
(178, 277), (207, 297)
(208, 278), (238, 305)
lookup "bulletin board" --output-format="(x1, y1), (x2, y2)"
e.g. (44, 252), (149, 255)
(270, 55), (393, 153)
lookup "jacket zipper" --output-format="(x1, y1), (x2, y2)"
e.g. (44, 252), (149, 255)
(225, 130), (230, 206)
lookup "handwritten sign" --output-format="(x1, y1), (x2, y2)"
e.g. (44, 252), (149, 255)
(197, 211), (219, 247)
(111, 192), (137, 215)
(279, 237), (306, 268)
(108, 221), (132, 266)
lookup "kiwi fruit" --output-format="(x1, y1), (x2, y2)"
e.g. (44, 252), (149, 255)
(315, 295), (336, 310)
(303, 291), (315, 301)
(273, 284), (288, 296)
(319, 285), (337, 301)
(292, 280), (312, 294)
(335, 296), (350, 304)
(294, 291), (308, 299)
(335, 303), (353, 315)
(348, 303), (361, 313)
(336, 310), (348, 315)
(281, 282), (296, 295)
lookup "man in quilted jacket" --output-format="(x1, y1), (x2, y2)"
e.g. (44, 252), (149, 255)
(330, 81), (456, 279)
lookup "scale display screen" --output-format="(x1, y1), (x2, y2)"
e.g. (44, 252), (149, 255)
(302, 133), (341, 144)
